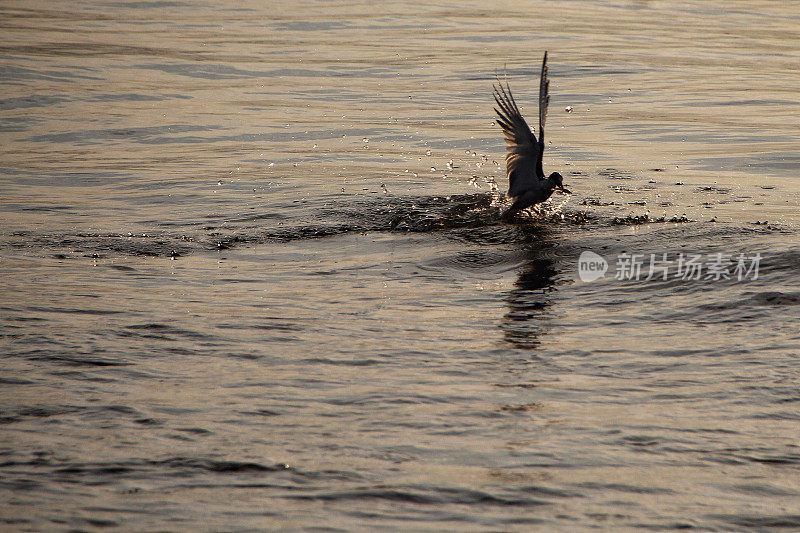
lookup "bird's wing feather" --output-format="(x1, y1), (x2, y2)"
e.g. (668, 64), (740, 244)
(493, 79), (542, 197)
(537, 51), (549, 178)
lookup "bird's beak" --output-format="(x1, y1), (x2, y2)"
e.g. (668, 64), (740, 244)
(557, 185), (572, 194)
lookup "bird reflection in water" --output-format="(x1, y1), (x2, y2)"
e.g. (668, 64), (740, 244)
(501, 254), (559, 349)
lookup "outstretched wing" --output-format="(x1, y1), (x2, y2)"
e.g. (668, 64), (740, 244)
(537, 51), (549, 178)
(493, 79), (542, 197)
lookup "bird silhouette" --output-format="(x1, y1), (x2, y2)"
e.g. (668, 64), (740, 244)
(493, 51), (570, 219)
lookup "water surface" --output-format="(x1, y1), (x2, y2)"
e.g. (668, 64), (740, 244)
(2, 1), (800, 530)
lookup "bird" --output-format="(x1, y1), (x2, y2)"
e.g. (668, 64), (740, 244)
(493, 51), (570, 219)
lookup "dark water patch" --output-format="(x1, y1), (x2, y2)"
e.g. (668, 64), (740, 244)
(23, 351), (131, 367)
(0, 94), (71, 111)
(272, 20), (351, 32)
(216, 223), (361, 247)
(709, 514), (800, 529)
(121, 323), (219, 342)
(228, 351), (273, 360)
(420, 249), (522, 273)
(302, 357), (384, 366)
(218, 321), (305, 332)
(108, 265), (137, 271)
(618, 435), (667, 448)
(0, 169), (129, 187)
(0, 92), (180, 112)
(748, 291), (800, 306)
(628, 521), (697, 531)
(225, 212), (289, 224)
(0, 479), (42, 491)
(692, 151), (800, 176)
(0, 377), (36, 385)
(3, 405), (83, 423)
(699, 291), (800, 311)
(19, 205), (75, 213)
(0, 64), (101, 83)
(761, 249), (800, 274)
(78, 517), (120, 528)
(684, 98), (798, 107)
(284, 486), (549, 507)
(0, 42), (207, 60)
(23, 124), (222, 145)
(176, 427), (212, 435)
(54, 465), (137, 477)
(100, 239), (193, 258)
(449, 224), (531, 246)
(48, 370), (118, 383)
(745, 453), (800, 465)
(107, 1), (193, 7)
(0, 312), (46, 323)
(134, 62), (341, 80)
(14, 457), (294, 483)
(134, 417), (162, 426)
(153, 458), (291, 474)
(726, 483), (799, 497)
(240, 409), (281, 417)
(518, 485), (583, 499)
(207, 194), (501, 247)
(89, 92), (188, 103)
(91, 405), (141, 416)
(0, 116), (39, 132)
(576, 482), (675, 495)
(10, 232), (196, 257)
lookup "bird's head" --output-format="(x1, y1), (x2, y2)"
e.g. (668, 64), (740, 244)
(549, 172), (571, 194)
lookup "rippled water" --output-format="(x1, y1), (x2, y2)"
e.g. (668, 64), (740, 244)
(2, 1), (800, 530)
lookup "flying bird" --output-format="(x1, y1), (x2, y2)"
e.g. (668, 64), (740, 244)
(493, 51), (570, 219)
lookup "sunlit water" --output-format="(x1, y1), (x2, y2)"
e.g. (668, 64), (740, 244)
(2, 1), (800, 530)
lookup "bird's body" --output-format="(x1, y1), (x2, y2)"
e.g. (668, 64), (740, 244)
(493, 51), (570, 219)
